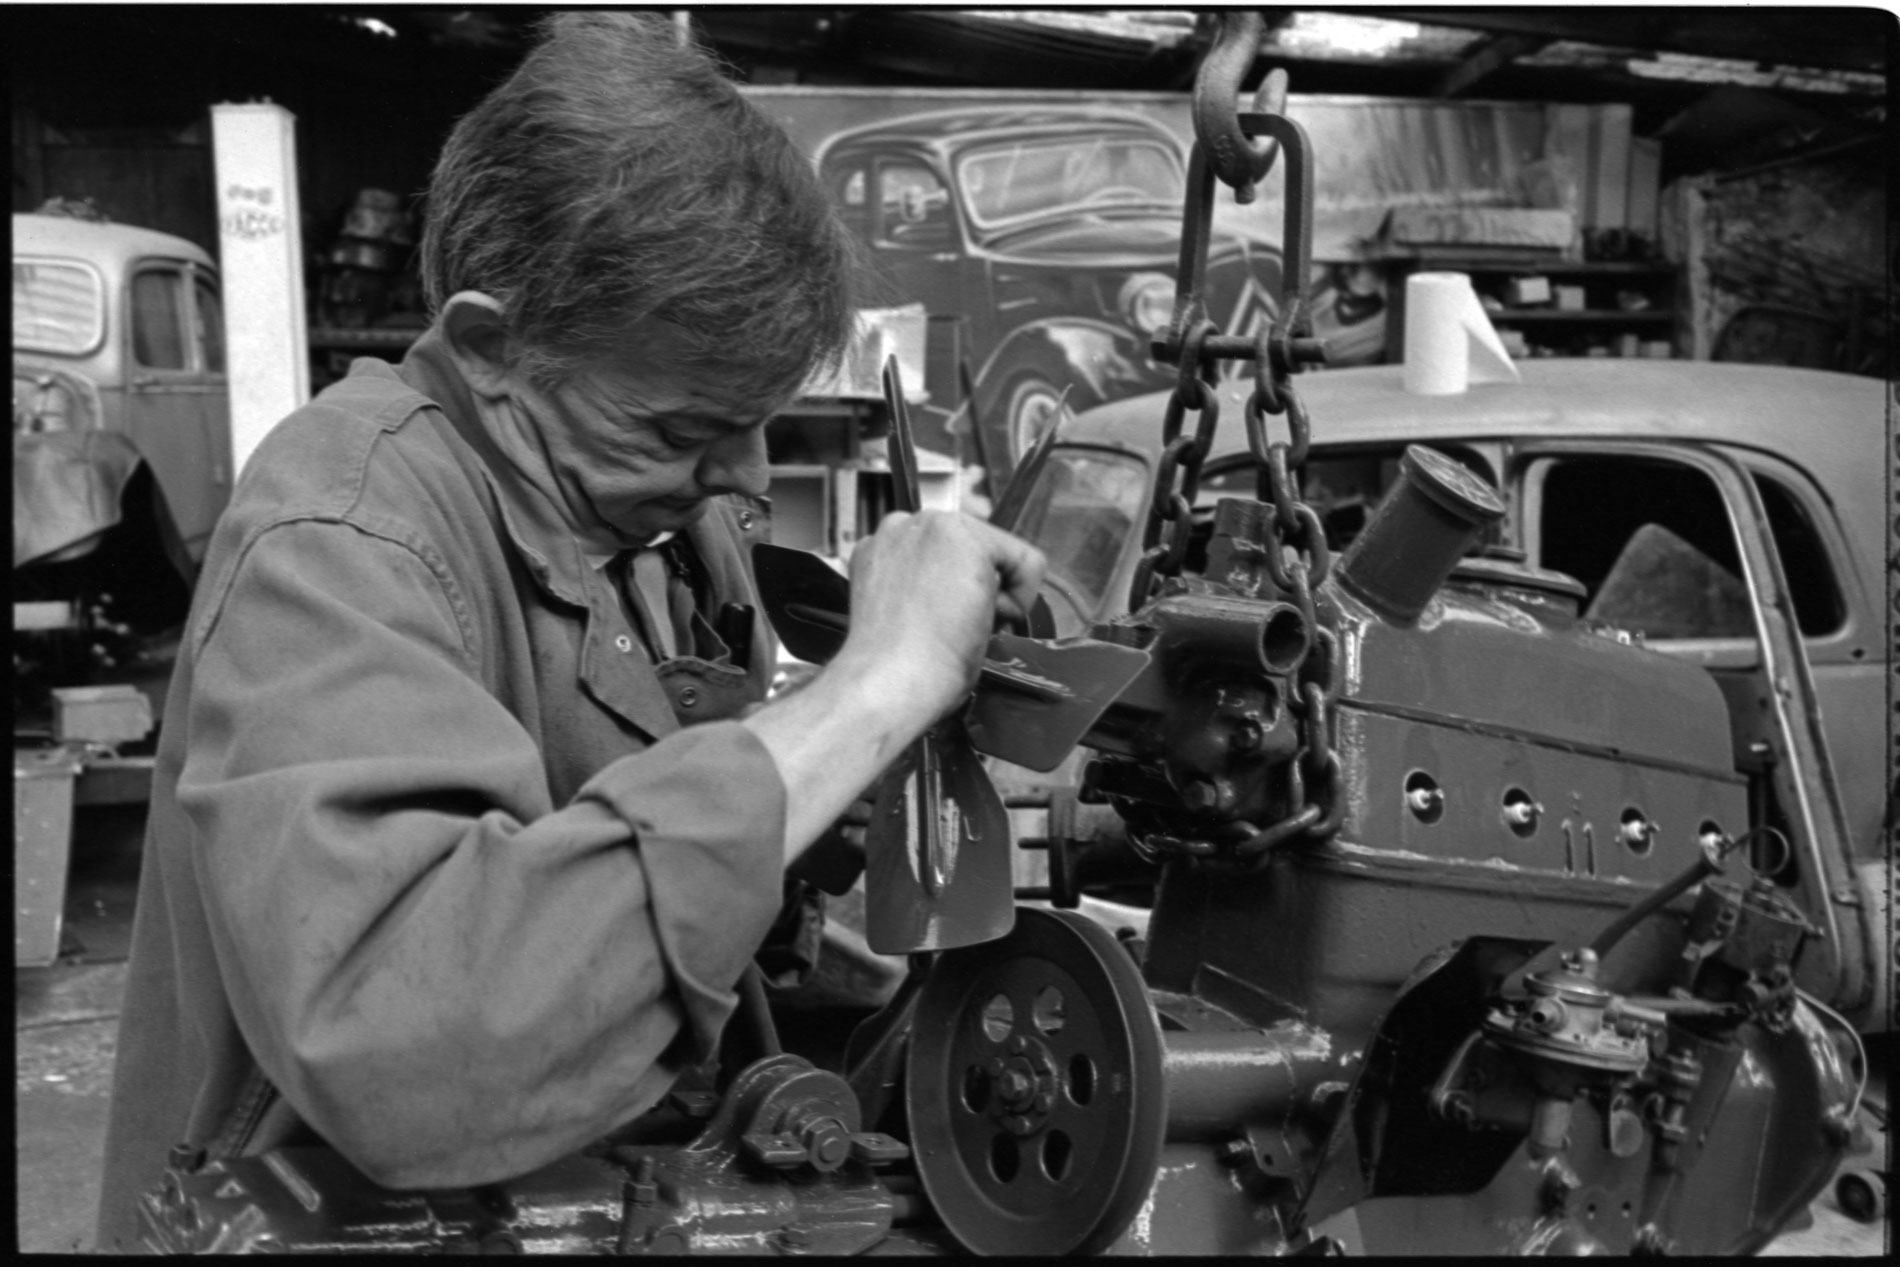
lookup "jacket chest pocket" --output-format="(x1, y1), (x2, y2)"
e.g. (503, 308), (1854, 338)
(654, 655), (762, 727)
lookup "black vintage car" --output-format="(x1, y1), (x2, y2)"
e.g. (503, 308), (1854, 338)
(814, 106), (1282, 476)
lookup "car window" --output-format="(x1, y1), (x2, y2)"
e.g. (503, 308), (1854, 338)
(193, 272), (226, 374)
(1538, 457), (1748, 638)
(876, 163), (953, 248)
(1199, 444), (1499, 554)
(1537, 456), (1847, 641)
(13, 259), (105, 356)
(1011, 449), (1150, 633)
(131, 267), (187, 370)
(1542, 458), (1746, 637)
(1754, 474), (1845, 636)
(830, 165), (872, 240)
(958, 137), (1181, 232)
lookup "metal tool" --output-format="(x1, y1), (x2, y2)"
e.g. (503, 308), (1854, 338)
(864, 355), (1013, 952)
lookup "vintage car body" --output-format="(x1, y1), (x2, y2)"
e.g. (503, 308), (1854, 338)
(1008, 358), (1889, 1034)
(13, 212), (232, 568)
(813, 108), (1282, 472)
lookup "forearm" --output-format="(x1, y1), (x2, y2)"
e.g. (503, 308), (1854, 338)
(742, 647), (942, 865)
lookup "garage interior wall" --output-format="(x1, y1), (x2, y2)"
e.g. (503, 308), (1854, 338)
(10, 8), (1890, 378)
(10, 9), (511, 259)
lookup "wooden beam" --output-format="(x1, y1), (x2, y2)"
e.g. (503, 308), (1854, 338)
(1432, 32), (1552, 97)
(1364, 8), (1885, 75)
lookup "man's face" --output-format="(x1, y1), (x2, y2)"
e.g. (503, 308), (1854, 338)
(523, 331), (778, 545)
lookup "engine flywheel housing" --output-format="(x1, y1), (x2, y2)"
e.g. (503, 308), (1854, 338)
(905, 906), (1166, 1255)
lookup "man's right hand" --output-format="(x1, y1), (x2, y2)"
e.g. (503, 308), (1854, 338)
(745, 510), (1044, 866)
(833, 511), (1046, 730)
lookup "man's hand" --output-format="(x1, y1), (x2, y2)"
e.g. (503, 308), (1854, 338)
(743, 510), (1045, 865)
(833, 510), (1046, 730)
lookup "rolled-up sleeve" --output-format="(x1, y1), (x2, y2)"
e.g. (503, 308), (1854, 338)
(177, 517), (786, 1189)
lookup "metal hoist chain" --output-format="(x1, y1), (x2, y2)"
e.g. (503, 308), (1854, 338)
(1133, 12), (1341, 860)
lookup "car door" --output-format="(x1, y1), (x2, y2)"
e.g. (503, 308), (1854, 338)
(120, 258), (232, 560)
(1518, 439), (1867, 1011)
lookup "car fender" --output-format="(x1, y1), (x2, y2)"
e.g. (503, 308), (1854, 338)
(13, 429), (190, 577)
(976, 317), (1166, 408)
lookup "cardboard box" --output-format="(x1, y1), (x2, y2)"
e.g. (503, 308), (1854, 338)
(1554, 285), (1588, 311)
(1504, 276), (1552, 306)
(1381, 207), (1576, 253)
(51, 684), (152, 746)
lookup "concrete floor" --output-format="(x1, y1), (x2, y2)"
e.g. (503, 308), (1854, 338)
(17, 803), (1891, 1255)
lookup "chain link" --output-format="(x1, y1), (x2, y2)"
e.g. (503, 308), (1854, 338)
(1125, 23), (1339, 860)
(1129, 321), (1220, 611)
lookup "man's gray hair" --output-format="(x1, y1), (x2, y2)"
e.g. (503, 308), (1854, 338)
(421, 12), (854, 402)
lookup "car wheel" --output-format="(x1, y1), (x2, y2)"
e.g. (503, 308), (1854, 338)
(1003, 374), (1067, 463)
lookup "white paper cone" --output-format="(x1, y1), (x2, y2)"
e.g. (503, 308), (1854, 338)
(1403, 272), (1522, 395)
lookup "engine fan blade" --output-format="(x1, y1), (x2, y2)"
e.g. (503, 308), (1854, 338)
(750, 542), (852, 664)
(864, 719), (1017, 953)
(964, 632), (1149, 772)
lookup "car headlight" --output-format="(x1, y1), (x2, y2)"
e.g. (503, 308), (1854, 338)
(1118, 272), (1176, 338)
(13, 372), (94, 435)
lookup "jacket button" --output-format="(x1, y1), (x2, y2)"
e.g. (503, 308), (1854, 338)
(614, 634), (634, 653)
(738, 509), (755, 531)
(677, 686), (699, 708)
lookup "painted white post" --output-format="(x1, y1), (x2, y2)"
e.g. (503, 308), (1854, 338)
(210, 102), (310, 474)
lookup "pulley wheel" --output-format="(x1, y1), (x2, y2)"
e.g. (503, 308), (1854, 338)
(905, 907), (1165, 1255)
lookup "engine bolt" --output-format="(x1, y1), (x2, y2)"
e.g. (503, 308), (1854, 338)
(1503, 799), (1542, 827)
(1178, 778), (1238, 816)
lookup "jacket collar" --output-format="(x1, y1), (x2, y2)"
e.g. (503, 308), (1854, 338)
(396, 325), (598, 609)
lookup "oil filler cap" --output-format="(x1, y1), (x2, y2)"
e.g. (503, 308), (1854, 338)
(1336, 445), (1506, 624)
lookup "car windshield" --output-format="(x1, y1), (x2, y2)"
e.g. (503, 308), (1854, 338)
(1009, 448), (1150, 634)
(957, 136), (1181, 232)
(13, 259), (104, 356)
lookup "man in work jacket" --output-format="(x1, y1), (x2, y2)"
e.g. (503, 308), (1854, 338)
(96, 13), (1045, 1249)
